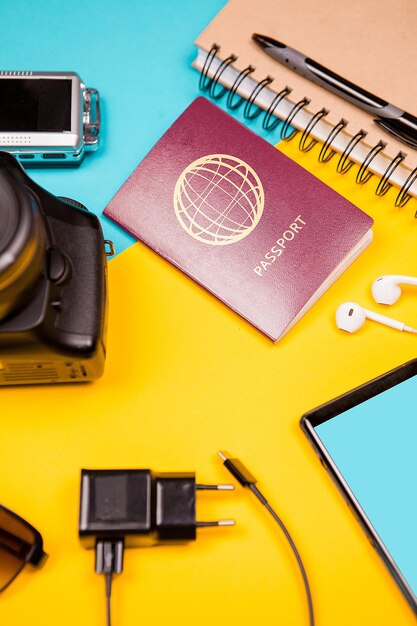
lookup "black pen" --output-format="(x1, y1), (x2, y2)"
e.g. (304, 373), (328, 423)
(252, 33), (417, 149)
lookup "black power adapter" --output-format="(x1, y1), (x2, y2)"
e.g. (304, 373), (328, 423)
(79, 455), (314, 626)
(79, 468), (234, 625)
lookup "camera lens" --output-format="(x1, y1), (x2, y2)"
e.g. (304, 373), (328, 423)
(0, 203), (19, 255)
(0, 171), (47, 321)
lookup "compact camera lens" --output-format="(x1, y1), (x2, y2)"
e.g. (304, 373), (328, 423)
(0, 172), (47, 321)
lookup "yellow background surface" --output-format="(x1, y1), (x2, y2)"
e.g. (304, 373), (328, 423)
(1, 141), (416, 625)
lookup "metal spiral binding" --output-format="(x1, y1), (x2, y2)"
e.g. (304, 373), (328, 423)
(395, 166), (417, 209)
(226, 65), (255, 110)
(263, 87), (292, 131)
(209, 54), (237, 100)
(199, 44), (219, 92)
(299, 108), (329, 153)
(198, 46), (417, 212)
(375, 151), (406, 197)
(337, 130), (367, 174)
(280, 98), (310, 141)
(244, 76), (273, 120)
(356, 141), (386, 185)
(318, 119), (348, 163)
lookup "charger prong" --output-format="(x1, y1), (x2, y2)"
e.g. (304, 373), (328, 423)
(196, 483), (234, 491)
(196, 520), (236, 528)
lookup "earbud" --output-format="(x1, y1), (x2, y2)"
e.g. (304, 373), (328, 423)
(335, 302), (417, 334)
(372, 275), (417, 305)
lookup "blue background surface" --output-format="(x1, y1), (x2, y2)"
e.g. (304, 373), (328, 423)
(0, 0), (278, 256)
(317, 375), (417, 596)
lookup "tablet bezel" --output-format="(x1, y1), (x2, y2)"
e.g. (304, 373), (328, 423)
(300, 358), (417, 615)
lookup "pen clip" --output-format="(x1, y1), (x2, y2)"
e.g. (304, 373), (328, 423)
(374, 118), (417, 149)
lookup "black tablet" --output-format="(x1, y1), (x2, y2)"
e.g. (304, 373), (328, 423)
(301, 359), (417, 614)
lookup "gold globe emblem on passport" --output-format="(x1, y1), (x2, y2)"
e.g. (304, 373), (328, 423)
(173, 154), (264, 245)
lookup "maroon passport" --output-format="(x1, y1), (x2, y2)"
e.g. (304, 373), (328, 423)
(104, 97), (373, 341)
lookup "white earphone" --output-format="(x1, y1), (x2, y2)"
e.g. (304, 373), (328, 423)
(371, 275), (417, 305)
(336, 274), (417, 334)
(335, 302), (417, 334)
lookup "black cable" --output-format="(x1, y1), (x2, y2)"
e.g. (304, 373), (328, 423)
(95, 539), (124, 626)
(249, 483), (315, 626)
(105, 573), (113, 626)
(218, 451), (314, 626)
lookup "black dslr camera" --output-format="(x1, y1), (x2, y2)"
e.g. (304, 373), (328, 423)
(0, 152), (109, 385)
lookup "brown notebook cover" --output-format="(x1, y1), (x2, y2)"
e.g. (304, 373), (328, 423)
(193, 0), (417, 194)
(104, 98), (373, 341)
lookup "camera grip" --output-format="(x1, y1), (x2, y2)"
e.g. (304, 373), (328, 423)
(48, 214), (106, 350)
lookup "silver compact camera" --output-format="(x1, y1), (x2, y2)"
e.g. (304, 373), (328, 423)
(0, 71), (100, 166)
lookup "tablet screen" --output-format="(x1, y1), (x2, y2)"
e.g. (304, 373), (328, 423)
(315, 374), (416, 598)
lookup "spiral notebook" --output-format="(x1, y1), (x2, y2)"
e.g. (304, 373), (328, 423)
(193, 0), (417, 208)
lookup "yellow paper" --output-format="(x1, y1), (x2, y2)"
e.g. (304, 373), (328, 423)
(1, 140), (416, 625)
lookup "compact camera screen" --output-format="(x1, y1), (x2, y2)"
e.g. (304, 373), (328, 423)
(0, 71), (100, 165)
(0, 79), (72, 132)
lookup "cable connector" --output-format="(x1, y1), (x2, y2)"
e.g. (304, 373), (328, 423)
(95, 539), (124, 576)
(217, 450), (315, 626)
(95, 540), (124, 626)
(217, 450), (258, 487)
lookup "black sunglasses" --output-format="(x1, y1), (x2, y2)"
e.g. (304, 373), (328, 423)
(0, 504), (47, 592)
